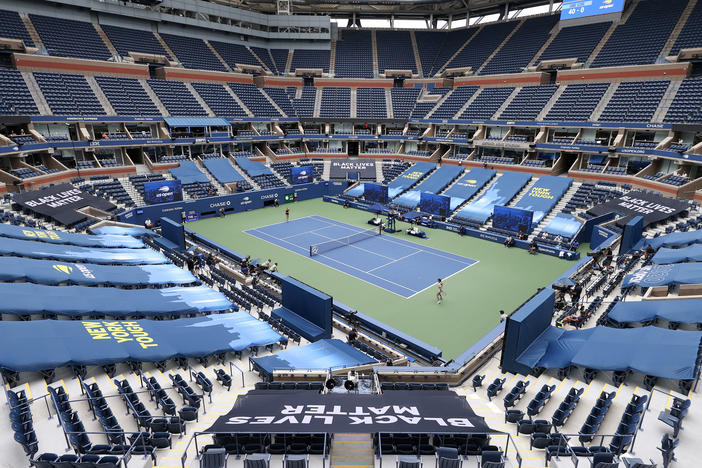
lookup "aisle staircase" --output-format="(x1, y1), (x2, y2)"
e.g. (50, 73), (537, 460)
(330, 433), (374, 468)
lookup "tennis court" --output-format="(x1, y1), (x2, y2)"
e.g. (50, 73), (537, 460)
(245, 215), (477, 298)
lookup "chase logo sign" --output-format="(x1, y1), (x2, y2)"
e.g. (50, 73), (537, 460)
(53, 264), (73, 274)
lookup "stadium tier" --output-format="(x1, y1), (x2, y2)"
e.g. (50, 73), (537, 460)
(2, 1), (702, 467)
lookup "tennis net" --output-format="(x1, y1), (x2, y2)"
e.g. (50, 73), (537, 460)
(309, 228), (380, 256)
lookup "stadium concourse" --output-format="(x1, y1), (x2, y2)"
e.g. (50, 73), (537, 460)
(2, 0), (702, 467)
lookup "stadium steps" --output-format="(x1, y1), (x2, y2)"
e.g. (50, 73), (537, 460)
(93, 22), (119, 58)
(329, 41), (337, 75)
(536, 85), (567, 121)
(121, 177), (145, 206)
(658, 0), (699, 60)
(140, 79), (170, 116)
(260, 88), (288, 117)
(313, 87), (323, 117)
(322, 160), (332, 180)
(85, 76), (116, 115)
(19, 13), (45, 50)
(184, 82), (216, 117)
(505, 176), (537, 208)
(652, 79), (684, 122)
(204, 40), (233, 72)
(284, 49), (294, 75)
(350, 88), (358, 118)
(264, 49), (280, 74)
(330, 433), (374, 468)
(153, 31), (179, 64)
(409, 31), (423, 77)
(585, 0), (641, 67)
(448, 172), (501, 218)
(375, 162), (384, 182)
(385, 89), (394, 118)
(223, 84), (255, 117)
(530, 181), (582, 236)
(452, 88), (484, 119)
(527, 21), (562, 69)
(589, 83), (618, 121)
(20, 71), (51, 115)
(476, 20), (524, 75)
(371, 30), (379, 77)
(492, 87), (523, 120)
(435, 26), (484, 75)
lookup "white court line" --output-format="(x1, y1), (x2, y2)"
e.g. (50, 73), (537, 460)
(366, 250), (421, 273)
(245, 227), (418, 298)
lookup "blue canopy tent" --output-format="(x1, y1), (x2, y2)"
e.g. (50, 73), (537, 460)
(0, 313), (284, 372)
(623, 264), (702, 288)
(634, 229), (702, 250)
(91, 226), (158, 237)
(652, 244), (702, 264)
(0, 257), (196, 286)
(517, 326), (702, 380)
(0, 283), (234, 317)
(608, 299), (702, 326)
(0, 237), (168, 264)
(0, 223), (144, 248)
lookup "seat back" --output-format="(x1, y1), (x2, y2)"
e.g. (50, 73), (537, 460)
(201, 447), (228, 468)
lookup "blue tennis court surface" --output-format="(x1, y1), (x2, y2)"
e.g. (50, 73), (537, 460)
(245, 215), (477, 298)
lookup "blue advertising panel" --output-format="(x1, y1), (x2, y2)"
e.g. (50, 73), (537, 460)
(420, 192), (451, 217)
(144, 180), (183, 205)
(560, 0), (625, 20)
(493, 205), (534, 233)
(364, 183), (389, 204)
(292, 166), (314, 184)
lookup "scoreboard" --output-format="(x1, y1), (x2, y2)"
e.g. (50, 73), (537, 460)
(560, 0), (625, 20)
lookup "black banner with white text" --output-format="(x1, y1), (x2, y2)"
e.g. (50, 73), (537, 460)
(587, 190), (688, 228)
(13, 183), (115, 225)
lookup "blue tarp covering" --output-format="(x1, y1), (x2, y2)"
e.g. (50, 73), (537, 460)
(544, 214), (582, 238)
(235, 156), (273, 177)
(164, 117), (230, 127)
(635, 229), (702, 251)
(169, 160), (209, 184)
(388, 162), (435, 198)
(0, 283), (233, 317)
(393, 190), (421, 209)
(443, 168), (496, 209)
(91, 226), (158, 237)
(0, 237), (167, 264)
(203, 158), (246, 184)
(346, 184), (365, 197)
(518, 326), (702, 380)
(0, 256), (196, 286)
(608, 299), (702, 325)
(652, 245), (702, 264)
(623, 264), (702, 288)
(0, 313), (284, 372)
(0, 223), (144, 248)
(411, 165), (464, 195)
(513, 175), (573, 224)
(251, 339), (376, 378)
(455, 171), (532, 223)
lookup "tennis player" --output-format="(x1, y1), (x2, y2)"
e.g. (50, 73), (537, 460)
(436, 278), (444, 304)
(285, 207), (290, 222)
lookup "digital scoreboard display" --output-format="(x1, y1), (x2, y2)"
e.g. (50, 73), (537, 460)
(560, 0), (625, 20)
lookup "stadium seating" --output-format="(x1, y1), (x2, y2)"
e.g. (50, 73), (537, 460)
(444, 21), (516, 72)
(431, 86), (479, 119)
(671, 0), (702, 54)
(334, 30), (374, 78)
(289, 87), (317, 118)
(147, 79), (207, 116)
(290, 49), (330, 74)
(101, 23), (170, 59)
(376, 31), (417, 75)
(263, 87), (296, 117)
(209, 41), (264, 70)
(30, 14), (112, 60)
(229, 83), (282, 118)
(599, 81), (669, 122)
(591, 0), (688, 68)
(270, 48), (289, 74)
(0, 70), (39, 115)
(414, 30), (448, 77)
(545, 83), (610, 121)
(391, 88), (421, 120)
(460, 87), (515, 120)
(191, 82), (248, 118)
(319, 87), (351, 118)
(159, 33), (227, 71)
(664, 78), (702, 123)
(499, 85), (556, 120)
(356, 88), (387, 119)
(0, 9), (34, 47)
(96, 76), (159, 117)
(536, 21), (612, 64)
(34, 72), (106, 116)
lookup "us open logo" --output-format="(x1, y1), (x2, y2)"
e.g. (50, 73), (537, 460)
(311, 246), (319, 255)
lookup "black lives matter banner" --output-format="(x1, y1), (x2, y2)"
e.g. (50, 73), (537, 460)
(587, 190), (689, 228)
(329, 159), (376, 179)
(13, 183), (115, 226)
(207, 390), (497, 434)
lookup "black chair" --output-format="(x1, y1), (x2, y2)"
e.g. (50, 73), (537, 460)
(622, 458), (657, 468)
(30, 453), (57, 468)
(435, 447), (461, 468)
(150, 417), (168, 432)
(96, 456), (120, 468)
(244, 453), (270, 468)
(397, 454), (422, 468)
(168, 417), (185, 436)
(505, 409), (523, 423)
(591, 452), (617, 468)
(481, 451), (505, 468)
(75, 454), (100, 468)
(283, 454), (309, 468)
(179, 406), (199, 422)
(151, 432), (172, 449)
(53, 454), (80, 468)
(472, 374), (485, 391)
(200, 447), (228, 468)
